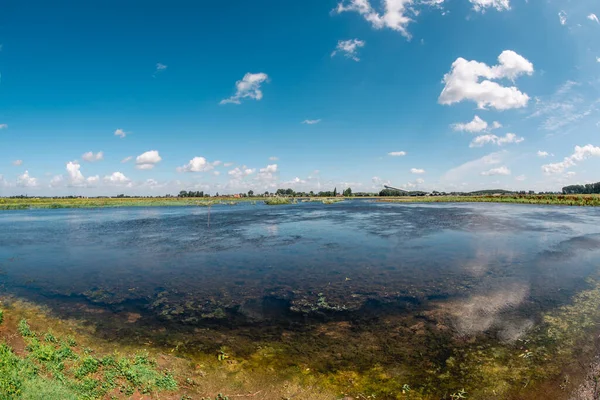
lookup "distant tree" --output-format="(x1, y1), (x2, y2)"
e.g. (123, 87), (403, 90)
(264, 191), (269, 196)
(309, 191), (314, 196)
(333, 187), (337, 197)
(343, 187), (352, 197)
(216, 192), (219, 197)
(178, 190), (188, 198)
(248, 190), (254, 197)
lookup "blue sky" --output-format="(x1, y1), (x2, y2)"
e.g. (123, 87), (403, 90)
(1, 0), (599, 195)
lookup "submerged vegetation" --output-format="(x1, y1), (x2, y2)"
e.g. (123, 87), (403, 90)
(4, 273), (600, 399)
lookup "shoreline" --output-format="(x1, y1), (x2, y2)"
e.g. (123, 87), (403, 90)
(1, 194), (600, 210)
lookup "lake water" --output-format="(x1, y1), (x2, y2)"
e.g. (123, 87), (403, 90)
(2, 200), (600, 398)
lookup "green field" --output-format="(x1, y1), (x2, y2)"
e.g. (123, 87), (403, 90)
(378, 194), (600, 207)
(1, 194), (600, 210)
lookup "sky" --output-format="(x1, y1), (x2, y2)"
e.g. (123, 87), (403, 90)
(1, 0), (600, 196)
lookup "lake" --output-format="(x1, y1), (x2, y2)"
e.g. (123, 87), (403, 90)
(2, 200), (600, 398)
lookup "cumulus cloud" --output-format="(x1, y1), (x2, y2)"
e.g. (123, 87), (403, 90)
(12, 160), (23, 166)
(439, 50), (534, 110)
(104, 172), (131, 184)
(220, 72), (269, 105)
(135, 150), (162, 170)
(269, 156), (279, 161)
(537, 151), (551, 158)
(469, 133), (524, 148)
(515, 175), (526, 181)
(588, 13), (599, 23)
(66, 161), (99, 186)
(121, 156), (133, 163)
(228, 166), (256, 179)
(541, 144), (600, 174)
(17, 170), (38, 187)
(410, 168), (425, 174)
(302, 119), (322, 125)
(451, 115), (501, 133)
(256, 164), (279, 185)
(331, 39), (366, 61)
(481, 166), (511, 176)
(114, 128), (128, 138)
(50, 175), (64, 187)
(224, 162), (234, 167)
(469, 0), (510, 12)
(177, 157), (214, 173)
(388, 151), (407, 156)
(335, 0), (415, 39)
(81, 151), (104, 162)
(558, 10), (567, 25)
(0, 124), (7, 129)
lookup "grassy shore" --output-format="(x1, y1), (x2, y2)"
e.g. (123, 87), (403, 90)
(0, 297), (338, 400)
(2, 194), (600, 210)
(378, 194), (600, 207)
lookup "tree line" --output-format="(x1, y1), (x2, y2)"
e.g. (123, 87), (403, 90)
(562, 182), (600, 194)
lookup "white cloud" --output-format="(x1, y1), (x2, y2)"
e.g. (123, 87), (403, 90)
(224, 162), (234, 167)
(17, 170), (38, 187)
(114, 128), (128, 138)
(81, 151), (104, 162)
(469, 0), (510, 12)
(335, 0), (415, 39)
(558, 10), (567, 25)
(65, 161), (99, 186)
(121, 156), (133, 163)
(331, 39), (366, 61)
(588, 13), (599, 23)
(213, 171), (221, 176)
(596, 57), (600, 63)
(441, 151), (504, 183)
(256, 164), (279, 184)
(49, 175), (64, 187)
(469, 133), (524, 147)
(212, 160), (222, 166)
(177, 157), (214, 173)
(135, 150), (162, 170)
(530, 81), (599, 131)
(542, 144), (600, 174)
(302, 119), (322, 125)
(452, 115), (494, 133)
(104, 172), (131, 184)
(515, 175), (526, 181)
(12, 160), (23, 166)
(481, 166), (511, 176)
(388, 151), (407, 156)
(410, 168), (425, 174)
(220, 72), (269, 105)
(154, 63), (167, 75)
(537, 151), (551, 158)
(439, 50), (534, 110)
(269, 156), (279, 161)
(0, 124), (7, 130)
(66, 161), (85, 185)
(228, 166), (256, 179)
(565, 171), (576, 178)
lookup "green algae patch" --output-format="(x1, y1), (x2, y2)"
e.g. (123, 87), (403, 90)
(0, 315), (179, 399)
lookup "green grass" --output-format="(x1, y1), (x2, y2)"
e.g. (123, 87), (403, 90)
(0, 313), (179, 400)
(264, 197), (291, 205)
(379, 194), (600, 207)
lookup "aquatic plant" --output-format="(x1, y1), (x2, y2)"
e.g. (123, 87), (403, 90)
(264, 197), (291, 205)
(0, 309), (3, 325)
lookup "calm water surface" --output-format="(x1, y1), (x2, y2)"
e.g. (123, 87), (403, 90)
(2, 201), (600, 397)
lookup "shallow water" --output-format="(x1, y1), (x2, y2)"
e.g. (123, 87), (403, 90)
(2, 200), (600, 398)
